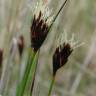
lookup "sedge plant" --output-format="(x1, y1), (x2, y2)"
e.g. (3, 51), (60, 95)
(0, 0), (86, 96)
(30, 0), (71, 95)
(16, 0), (70, 96)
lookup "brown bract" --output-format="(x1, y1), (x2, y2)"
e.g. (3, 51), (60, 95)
(18, 35), (24, 56)
(31, 11), (49, 52)
(53, 43), (73, 76)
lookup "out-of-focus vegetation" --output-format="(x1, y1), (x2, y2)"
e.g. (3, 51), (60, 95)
(0, 0), (96, 96)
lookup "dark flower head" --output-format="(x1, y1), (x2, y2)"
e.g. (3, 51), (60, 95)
(53, 32), (84, 76)
(31, 11), (49, 52)
(30, 0), (53, 52)
(53, 43), (73, 76)
(0, 49), (3, 67)
(18, 35), (24, 56)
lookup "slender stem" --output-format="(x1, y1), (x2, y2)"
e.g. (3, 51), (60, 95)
(16, 49), (36, 96)
(48, 76), (55, 96)
(30, 50), (40, 96)
(48, 0), (69, 32)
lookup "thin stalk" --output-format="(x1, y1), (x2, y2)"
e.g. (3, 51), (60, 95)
(15, 50), (24, 96)
(16, 48), (36, 96)
(30, 50), (40, 96)
(48, 0), (69, 32)
(48, 76), (55, 96)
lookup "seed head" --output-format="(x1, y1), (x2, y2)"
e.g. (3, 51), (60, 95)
(29, 0), (53, 52)
(53, 43), (73, 76)
(31, 11), (49, 52)
(53, 31), (84, 76)
(18, 35), (24, 56)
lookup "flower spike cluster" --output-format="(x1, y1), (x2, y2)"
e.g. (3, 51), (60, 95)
(53, 31), (85, 76)
(31, 11), (49, 52)
(30, 0), (53, 52)
(53, 43), (73, 76)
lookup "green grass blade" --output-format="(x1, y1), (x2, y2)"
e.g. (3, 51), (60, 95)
(24, 51), (39, 96)
(48, 0), (69, 32)
(16, 48), (36, 96)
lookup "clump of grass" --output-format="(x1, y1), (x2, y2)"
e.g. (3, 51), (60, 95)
(16, 0), (70, 95)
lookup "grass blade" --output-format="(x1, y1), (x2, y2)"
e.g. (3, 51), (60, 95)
(48, 0), (69, 32)
(16, 48), (36, 96)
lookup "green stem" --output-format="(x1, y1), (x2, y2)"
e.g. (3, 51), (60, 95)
(30, 50), (40, 96)
(48, 76), (55, 96)
(48, 0), (69, 32)
(16, 49), (36, 96)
